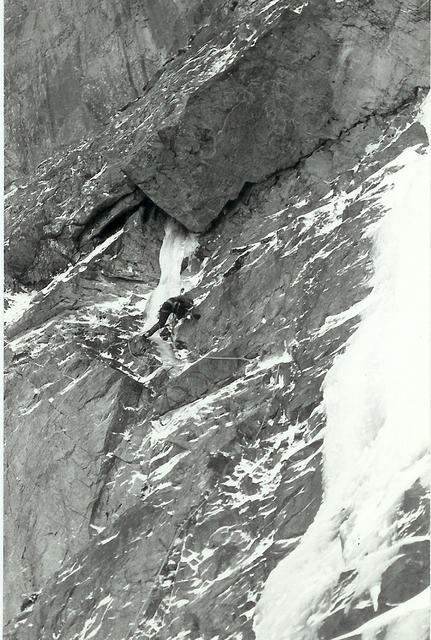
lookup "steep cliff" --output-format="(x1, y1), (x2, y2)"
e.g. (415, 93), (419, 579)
(4, 1), (430, 639)
(4, 0), (220, 184)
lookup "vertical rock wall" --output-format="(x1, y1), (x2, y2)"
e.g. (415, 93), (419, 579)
(4, 1), (429, 638)
(4, 0), (219, 184)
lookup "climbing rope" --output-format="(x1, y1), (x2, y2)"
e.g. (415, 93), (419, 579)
(201, 355), (253, 361)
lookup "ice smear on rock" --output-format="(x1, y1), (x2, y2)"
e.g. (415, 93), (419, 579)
(254, 109), (430, 640)
(143, 219), (198, 330)
(328, 588), (429, 640)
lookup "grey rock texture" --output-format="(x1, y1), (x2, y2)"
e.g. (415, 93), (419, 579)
(4, 0), (219, 184)
(5, 0), (429, 284)
(4, 0), (430, 639)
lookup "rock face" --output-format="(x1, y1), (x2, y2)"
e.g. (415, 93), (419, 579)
(4, 0), (219, 184)
(4, 1), (430, 639)
(5, 0), (429, 284)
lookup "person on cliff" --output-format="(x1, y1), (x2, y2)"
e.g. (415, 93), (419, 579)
(144, 289), (200, 338)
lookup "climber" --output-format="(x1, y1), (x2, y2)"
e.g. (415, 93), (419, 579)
(144, 289), (200, 338)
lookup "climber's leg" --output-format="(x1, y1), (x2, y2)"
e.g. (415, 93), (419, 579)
(145, 310), (171, 337)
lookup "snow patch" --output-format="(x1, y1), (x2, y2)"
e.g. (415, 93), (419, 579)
(4, 290), (37, 325)
(99, 532), (119, 546)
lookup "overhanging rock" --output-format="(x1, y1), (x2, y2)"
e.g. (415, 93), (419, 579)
(5, 0), (429, 284)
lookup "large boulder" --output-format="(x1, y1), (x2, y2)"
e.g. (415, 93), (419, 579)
(5, 0), (429, 284)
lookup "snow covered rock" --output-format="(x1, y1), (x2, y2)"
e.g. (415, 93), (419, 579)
(4, 1), (429, 639)
(5, 0), (428, 284)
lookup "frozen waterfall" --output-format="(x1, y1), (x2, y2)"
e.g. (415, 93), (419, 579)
(143, 218), (198, 330)
(253, 111), (430, 640)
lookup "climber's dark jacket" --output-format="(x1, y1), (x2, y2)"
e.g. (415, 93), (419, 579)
(145, 295), (195, 337)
